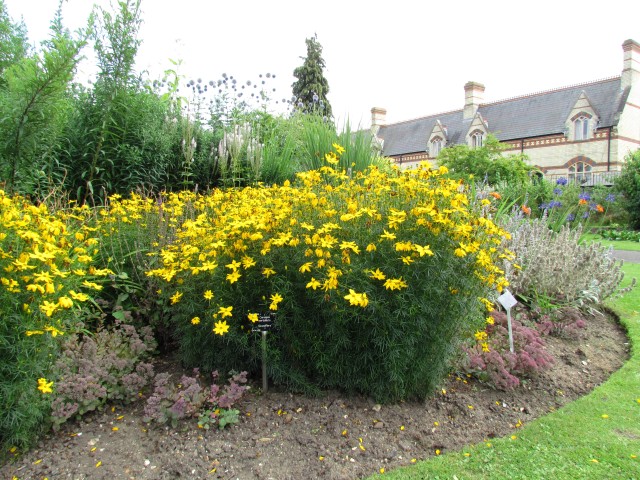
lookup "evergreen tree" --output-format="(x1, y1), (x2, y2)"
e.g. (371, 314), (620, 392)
(291, 34), (332, 118)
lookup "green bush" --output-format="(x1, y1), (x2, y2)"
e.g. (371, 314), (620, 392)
(615, 149), (640, 229)
(145, 153), (511, 402)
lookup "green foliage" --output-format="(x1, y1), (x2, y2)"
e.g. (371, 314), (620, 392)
(292, 34), (332, 118)
(0, 0), (30, 84)
(0, 5), (89, 193)
(146, 157), (510, 403)
(615, 149), (640, 229)
(438, 134), (536, 185)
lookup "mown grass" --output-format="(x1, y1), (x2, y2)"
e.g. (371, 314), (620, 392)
(368, 263), (640, 480)
(581, 233), (640, 252)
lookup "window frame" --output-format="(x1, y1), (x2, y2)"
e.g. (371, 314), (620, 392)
(574, 115), (590, 141)
(568, 161), (592, 183)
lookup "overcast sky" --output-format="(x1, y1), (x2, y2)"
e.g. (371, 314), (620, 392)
(4, 0), (640, 128)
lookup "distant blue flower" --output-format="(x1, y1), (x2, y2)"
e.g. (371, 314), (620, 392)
(548, 200), (563, 208)
(539, 203), (548, 210)
(312, 93), (319, 103)
(605, 193), (616, 203)
(566, 213), (576, 222)
(589, 202), (598, 211)
(582, 211), (590, 219)
(579, 192), (591, 201)
(553, 188), (563, 196)
(556, 177), (568, 185)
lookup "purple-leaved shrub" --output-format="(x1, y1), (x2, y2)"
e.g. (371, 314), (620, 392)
(143, 370), (249, 430)
(50, 320), (156, 429)
(463, 310), (555, 390)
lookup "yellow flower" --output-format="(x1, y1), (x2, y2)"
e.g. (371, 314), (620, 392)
(203, 290), (214, 300)
(368, 268), (386, 280)
(69, 290), (89, 302)
(218, 306), (233, 318)
(306, 278), (321, 290)
(44, 325), (64, 337)
(241, 256), (256, 269)
(262, 267), (276, 278)
(414, 244), (434, 257)
(366, 243), (377, 252)
(226, 270), (241, 284)
(474, 331), (488, 341)
(213, 320), (230, 336)
(269, 293), (283, 311)
(380, 230), (396, 241)
(191, 317), (201, 325)
(325, 152), (339, 165)
(40, 300), (58, 317)
(58, 296), (73, 309)
(401, 255), (414, 265)
(383, 277), (408, 291)
(332, 143), (345, 154)
(170, 291), (183, 304)
(454, 248), (467, 257)
(299, 262), (313, 273)
(344, 289), (369, 308)
(225, 259), (241, 270)
(25, 330), (44, 336)
(248, 313), (259, 323)
(37, 378), (54, 394)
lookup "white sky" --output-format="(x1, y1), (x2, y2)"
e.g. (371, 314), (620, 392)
(4, 0), (640, 128)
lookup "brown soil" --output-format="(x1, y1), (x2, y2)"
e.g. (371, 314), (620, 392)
(1, 309), (629, 480)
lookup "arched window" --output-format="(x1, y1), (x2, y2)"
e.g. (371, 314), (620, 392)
(568, 161), (592, 183)
(574, 115), (590, 141)
(471, 131), (484, 149)
(430, 137), (443, 157)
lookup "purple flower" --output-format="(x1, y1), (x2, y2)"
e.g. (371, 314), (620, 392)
(548, 200), (563, 208)
(579, 192), (591, 201)
(553, 188), (563, 196)
(566, 213), (576, 222)
(582, 211), (590, 219)
(539, 203), (548, 210)
(605, 193), (616, 203)
(556, 177), (568, 185)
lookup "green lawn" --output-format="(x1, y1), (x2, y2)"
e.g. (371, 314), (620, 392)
(368, 264), (640, 480)
(581, 233), (640, 252)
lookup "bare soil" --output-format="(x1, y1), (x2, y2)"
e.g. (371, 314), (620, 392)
(1, 309), (629, 480)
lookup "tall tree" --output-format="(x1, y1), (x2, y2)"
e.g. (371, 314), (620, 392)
(0, 0), (30, 85)
(0, 1), (89, 192)
(291, 34), (332, 118)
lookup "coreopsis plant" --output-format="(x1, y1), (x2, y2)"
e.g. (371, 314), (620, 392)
(0, 190), (113, 450)
(147, 146), (512, 402)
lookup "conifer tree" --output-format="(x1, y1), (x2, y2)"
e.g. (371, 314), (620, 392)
(291, 34), (332, 118)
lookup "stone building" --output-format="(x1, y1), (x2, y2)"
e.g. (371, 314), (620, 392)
(371, 39), (640, 184)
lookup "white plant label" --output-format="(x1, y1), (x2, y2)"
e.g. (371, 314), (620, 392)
(497, 290), (517, 310)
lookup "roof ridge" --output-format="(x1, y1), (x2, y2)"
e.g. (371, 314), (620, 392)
(481, 76), (621, 106)
(382, 108), (463, 127)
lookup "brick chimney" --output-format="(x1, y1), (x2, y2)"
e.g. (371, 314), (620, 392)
(621, 39), (640, 93)
(463, 81), (485, 120)
(370, 107), (387, 135)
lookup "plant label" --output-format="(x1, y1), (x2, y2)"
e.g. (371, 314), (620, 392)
(498, 290), (517, 310)
(252, 313), (275, 332)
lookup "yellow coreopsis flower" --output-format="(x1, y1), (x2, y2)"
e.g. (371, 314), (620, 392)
(401, 255), (414, 265)
(262, 267), (276, 278)
(306, 278), (321, 290)
(366, 243), (377, 252)
(269, 293), (283, 311)
(37, 378), (54, 394)
(248, 313), (259, 323)
(69, 290), (89, 302)
(368, 268), (386, 281)
(383, 277), (408, 291)
(44, 325), (64, 337)
(218, 306), (233, 318)
(191, 317), (201, 325)
(57, 296), (73, 309)
(170, 291), (183, 304)
(226, 270), (241, 284)
(213, 320), (230, 336)
(332, 143), (345, 155)
(40, 300), (58, 317)
(344, 289), (369, 308)
(414, 244), (434, 257)
(203, 290), (214, 300)
(299, 262), (313, 273)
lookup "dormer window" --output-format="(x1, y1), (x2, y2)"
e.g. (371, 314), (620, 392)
(471, 131), (484, 149)
(574, 116), (590, 141)
(430, 137), (443, 157)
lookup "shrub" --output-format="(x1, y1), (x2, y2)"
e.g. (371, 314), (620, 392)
(615, 149), (640, 229)
(500, 216), (631, 310)
(462, 310), (554, 390)
(0, 190), (112, 452)
(146, 149), (512, 402)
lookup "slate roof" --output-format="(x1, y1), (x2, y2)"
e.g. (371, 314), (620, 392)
(378, 77), (629, 157)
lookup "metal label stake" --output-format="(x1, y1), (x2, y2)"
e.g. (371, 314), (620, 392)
(497, 289), (518, 353)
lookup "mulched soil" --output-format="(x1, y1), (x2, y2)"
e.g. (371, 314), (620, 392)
(1, 308), (629, 480)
